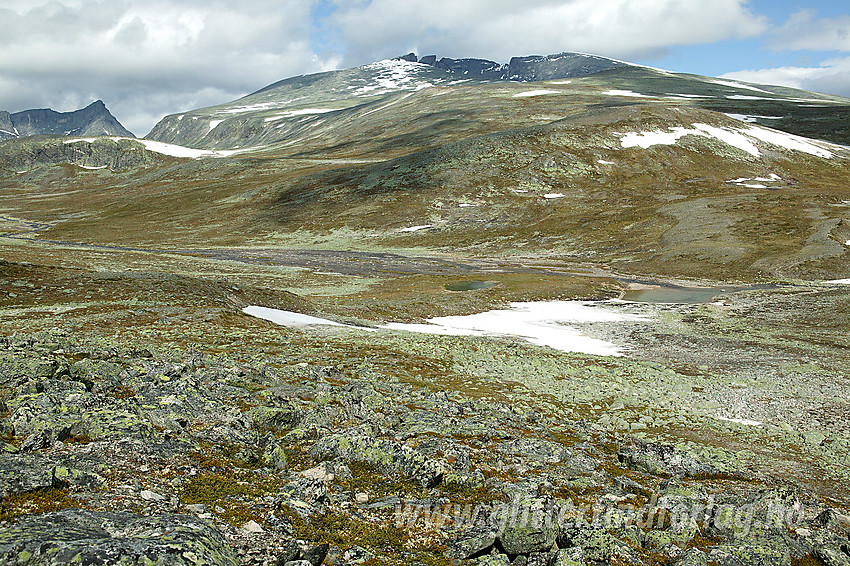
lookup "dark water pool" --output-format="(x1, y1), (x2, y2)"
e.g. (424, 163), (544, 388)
(445, 281), (497, 292)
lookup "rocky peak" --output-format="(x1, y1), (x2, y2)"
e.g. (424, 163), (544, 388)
(0, 100), (134, 141)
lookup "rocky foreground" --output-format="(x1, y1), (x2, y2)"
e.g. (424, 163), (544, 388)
(0, 332), (848, 566)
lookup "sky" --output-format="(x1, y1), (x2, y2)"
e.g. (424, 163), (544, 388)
(2, 0), (850, 136)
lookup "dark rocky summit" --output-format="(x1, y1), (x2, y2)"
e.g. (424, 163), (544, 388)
(416, 52), (626, 81)
(0, 100), (133, 141)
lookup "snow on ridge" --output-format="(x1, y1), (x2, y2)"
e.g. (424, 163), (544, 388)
(398, 224), (432, 232)
(725, 113), (782, 123)
(712, 79), (771, 94)
(351, 58), (442, 97)
(513, 89), (561, 98)
(618, 122), (840, 158)
(603, 89), (652, 98)
(264, 108), (339, 122)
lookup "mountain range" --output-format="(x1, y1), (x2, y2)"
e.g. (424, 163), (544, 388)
(0, 100), (133, 141)
(2, 51), (850, 282)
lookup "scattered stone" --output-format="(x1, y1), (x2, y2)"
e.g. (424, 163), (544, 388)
(242, 520), (264, 534)
(139, 489), (166, 502)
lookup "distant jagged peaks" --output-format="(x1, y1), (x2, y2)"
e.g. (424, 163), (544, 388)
(393, 51), (627, 81)
(0, 100), (134, 141)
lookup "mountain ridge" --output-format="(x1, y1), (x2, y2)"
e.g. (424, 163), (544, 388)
(0, 100), (134, 141)
(144, 51), (850, 151)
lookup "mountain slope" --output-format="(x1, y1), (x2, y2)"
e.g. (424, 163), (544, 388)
(0, 100), (134, 141)
(146, 53), (850, 152)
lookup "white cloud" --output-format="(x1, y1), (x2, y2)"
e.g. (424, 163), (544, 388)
(768, 10), (850, 52)
(0, 0), (336, 135)
(328, 0), (768, 63)
(721, 56), (850, 99)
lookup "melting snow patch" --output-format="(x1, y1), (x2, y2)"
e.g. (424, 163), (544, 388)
(714, 416), (763, 427)
(826, 278), (850, 284)
(380, 301), (646, 357)
(597, 160), (615, 165)
(243, 306), (349, 327)
(712, 79), (771, 93)
(458, 203), (475, 208)
(544, 193), (565, 199)
(618, 123), (839, 158)
(398, 225), (432, 232)
(727, 174), (781, 189)
(513, 90), (561, 98)
(76, 164), (108, 170)
(350, 59), (442, 96)
(548, 80), (572, 84)
(725, 113), (782, 123)
(665, 93), (712, 99)
(619, 127), (709, 149)
(209, 119), (224, 131)
(743, 126), (834, 158)
(603, 89), (651, 98)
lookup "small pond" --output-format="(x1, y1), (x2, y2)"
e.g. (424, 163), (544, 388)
(445, 280), (497, 292)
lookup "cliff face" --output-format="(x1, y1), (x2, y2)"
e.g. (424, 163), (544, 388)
(0, 100), (134, 141)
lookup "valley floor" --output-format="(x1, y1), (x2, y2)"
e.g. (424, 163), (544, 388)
(0, 235), (849, 565)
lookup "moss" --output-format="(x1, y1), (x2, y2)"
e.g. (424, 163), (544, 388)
(0, 488), (76, 523)
(342, 461), (425, 499)
(178, 471), (283, 527)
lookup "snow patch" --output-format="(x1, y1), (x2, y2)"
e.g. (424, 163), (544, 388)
(712, 79), (771, 93)
(398, 224), (432, 232)
(665, 93), (712, 99)
(76, 164), (109, 170)
(597, 160), (615, 165)
(714, 416), (763, 427)
(618, 122), (839, 159)
(208, 119), (224, 131)
(65, 136), (262, 159)
(619, 127), (708, 149)
(242, 306), (349, 327)
(603, 89), (651, 98)
(743, 126), (835, 158)
(543, 193), (565, 199)
(513, 90), (561, 98)
(725, 113), (783, 123)
(380, 301), (646, 357)
(692, 123), (760, 157)
(350, 59), (442, 97)
(826, 278), (850, 284)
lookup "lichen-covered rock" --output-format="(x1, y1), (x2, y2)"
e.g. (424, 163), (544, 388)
(494, 496), (558, 555)
(0, 454), (56, 497)
(675, 548), (710, 566)
(447, 525), (498, 559)
(262, 440), (288, 471)
(552, 546), (587, 566)
(473, 555), (511, 566)
(558, 522), (617, 563)
(618, 442), (718, 477)
(309, 431), (447, 487)
(0, 508), (237, 565)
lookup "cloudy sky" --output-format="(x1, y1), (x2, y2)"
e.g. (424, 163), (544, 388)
(2, 0), (849, 136)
